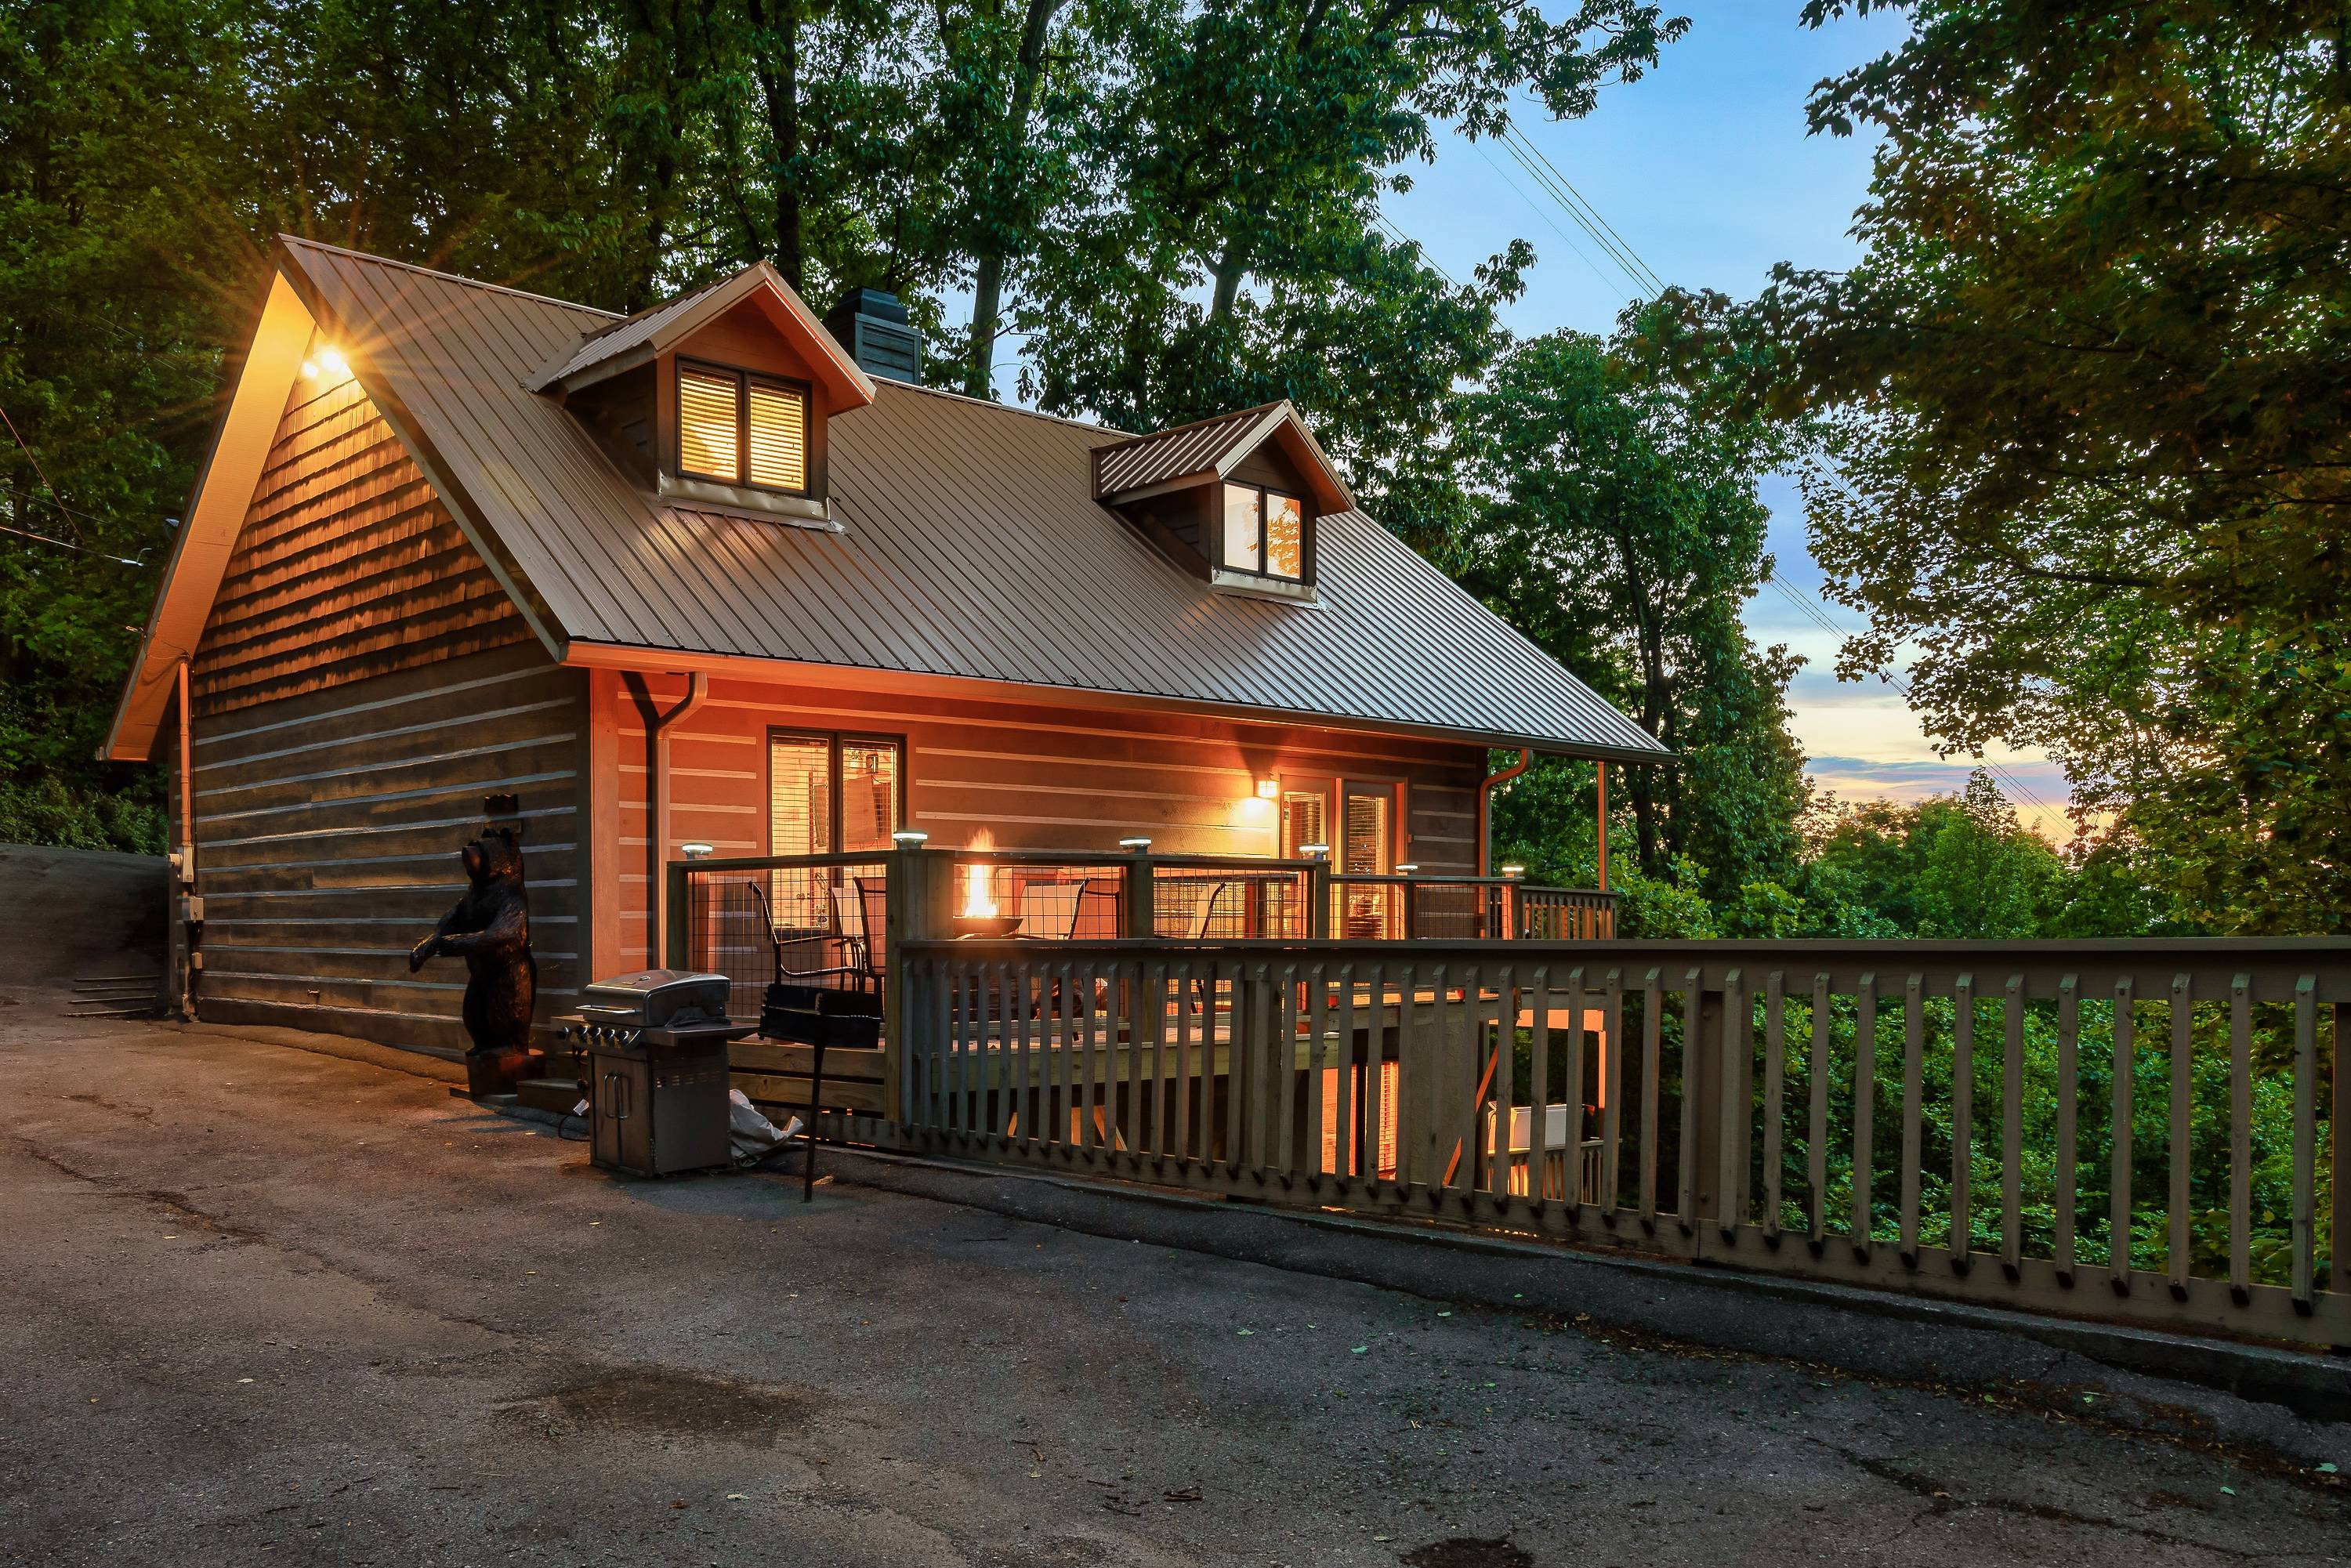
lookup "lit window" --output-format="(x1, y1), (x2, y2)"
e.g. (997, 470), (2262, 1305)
(678, 368), (740, 480)
(1223, 483), (1262, 572)
(676, 362), (809, 493)
(747, 382), (807, 491)
(1219, 481), (1306, 581)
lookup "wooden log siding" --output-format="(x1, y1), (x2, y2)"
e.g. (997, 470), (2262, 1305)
(189, 644), (586, 1055)
(600, 671), (1487, 975)
(189, 364), (531, 717)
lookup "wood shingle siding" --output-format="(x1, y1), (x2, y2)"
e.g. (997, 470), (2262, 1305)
(191, 369), (531, 716)
(190, 628), (585, 1053)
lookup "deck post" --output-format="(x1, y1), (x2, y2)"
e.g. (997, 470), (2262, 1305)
(1122, 852), (1157, 940)
(663, 860), (690, 969)
(885, 846), (951, 1121)
(1308, 858), (1331, 939)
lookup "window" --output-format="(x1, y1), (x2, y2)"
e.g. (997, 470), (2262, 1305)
(677, 361), (808, 493)
(1220, 482), (1306, 581)
(770, 731), (903, 856)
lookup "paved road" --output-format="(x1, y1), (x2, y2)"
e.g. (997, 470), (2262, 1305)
(1, 996), (2340, 1567)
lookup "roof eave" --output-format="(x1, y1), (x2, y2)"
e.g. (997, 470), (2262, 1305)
(554, 639), (1673, 764)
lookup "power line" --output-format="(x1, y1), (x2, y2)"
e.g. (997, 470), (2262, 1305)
(1466, 137), (1628, 299)
(1373, 211), (1456, 286)
(1498, 124), (1668, 298)
(0, 400), (82, 541)
(0, 519), (143, 566)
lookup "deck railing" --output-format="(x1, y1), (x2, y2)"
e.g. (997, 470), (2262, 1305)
(882, 936), (2350, 1348)
(670, 849), (1615, 1016)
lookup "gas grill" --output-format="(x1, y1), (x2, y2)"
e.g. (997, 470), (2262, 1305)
(557, 969), (754, 1177)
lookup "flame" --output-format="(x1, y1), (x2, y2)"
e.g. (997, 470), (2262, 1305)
(962, 830), (998, 918)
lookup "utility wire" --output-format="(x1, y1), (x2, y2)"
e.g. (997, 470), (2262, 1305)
(1499, 124), (1668, 298)
(0, 519), (143, 566)
(0, 400), (82, 541)
(1467, 137), (1628, 299)
(1373, 211), (1457, 286)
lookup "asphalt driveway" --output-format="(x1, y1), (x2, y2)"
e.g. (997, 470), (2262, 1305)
(1, 993), (2341, 1566)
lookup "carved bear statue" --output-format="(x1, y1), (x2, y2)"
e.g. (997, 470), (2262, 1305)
(411, 826), (538, 1095)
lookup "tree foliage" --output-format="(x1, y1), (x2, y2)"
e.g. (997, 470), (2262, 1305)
(1671, 0), (2351, 936)
(1454, 303), (1808, 904)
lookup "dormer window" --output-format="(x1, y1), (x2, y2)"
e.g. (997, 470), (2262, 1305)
(677, 361), (808, 494)
(1220, 483), (1305, 581)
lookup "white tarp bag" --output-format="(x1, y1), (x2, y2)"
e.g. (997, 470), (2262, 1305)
(729, 1088), (802, 1164)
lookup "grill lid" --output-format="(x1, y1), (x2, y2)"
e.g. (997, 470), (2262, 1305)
(578, 969), (734, 1028)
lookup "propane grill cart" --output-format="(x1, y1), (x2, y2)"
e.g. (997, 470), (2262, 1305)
(558, 970), (754, 1178)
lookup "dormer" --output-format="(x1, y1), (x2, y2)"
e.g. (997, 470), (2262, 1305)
(531, 263), (879, 527)
(1092, 400), (1354, 601)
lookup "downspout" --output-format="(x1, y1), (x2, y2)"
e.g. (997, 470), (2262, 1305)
(1596, 761), (1609, 892)
(647, 672), (711, 968)
(1476, 748), (1533, 878)
(176, 660), (197, 1018)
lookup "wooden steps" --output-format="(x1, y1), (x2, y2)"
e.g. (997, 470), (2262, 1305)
(68, 974), (164, 1019)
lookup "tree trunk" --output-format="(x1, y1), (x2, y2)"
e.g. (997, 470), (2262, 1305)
(1208, 226), (1249, 320)
(748, 0), (805, 290)
(963, 0), (1067, 397)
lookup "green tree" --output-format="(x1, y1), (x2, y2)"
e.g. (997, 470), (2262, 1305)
(1454, 305), (1808, 903)
(1695, 0), (2351, 935)
(1017, 0), (1685, 533)
(0, 0), (256, 850)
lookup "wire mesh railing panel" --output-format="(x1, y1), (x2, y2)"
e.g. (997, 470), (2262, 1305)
(1153, 867), (1312, 940)
(681, 859), (888, 1021)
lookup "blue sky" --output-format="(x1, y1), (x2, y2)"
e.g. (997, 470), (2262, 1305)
(1377, 3), (2078, 835)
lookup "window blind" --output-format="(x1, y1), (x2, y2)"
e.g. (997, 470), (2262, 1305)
(677, 368), (740, 480)
(746, 382), (807, 491)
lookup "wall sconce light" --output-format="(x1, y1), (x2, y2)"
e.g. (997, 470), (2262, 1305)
(1118, 835), (1153, 852)
(1500, 862), (1526, 879)
(1254, 777), (1279, 800)
(680, 842), (714, 860)
(890, 829), (930, 847)
(318, 346), (347, 376)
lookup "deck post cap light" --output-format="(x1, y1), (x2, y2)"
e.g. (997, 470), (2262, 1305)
(1299, 842), (1330, 858)
(891, 829), (929, 846)
(679, 842), (714, 860)
(1118, 835), (1153, 852)
(1500, 862), (1526, 878)
(1395, 862), (1418, 875)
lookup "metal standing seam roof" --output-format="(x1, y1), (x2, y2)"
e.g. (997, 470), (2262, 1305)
(272, 237), (1668, 761)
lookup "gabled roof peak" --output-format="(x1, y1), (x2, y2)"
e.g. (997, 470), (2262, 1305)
(1092, 399), (1354, 514)
(527, 259), (877, 411)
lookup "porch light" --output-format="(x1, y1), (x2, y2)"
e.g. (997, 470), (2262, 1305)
(299, 359), (319, 379)
(890, 829), (929, 846)
(1118, 835), (1153, 852)
(680, 842), (714, 860)
(1500, 862), (1526, 879)
(318, 347), (347, 376)
(1254, 778), (1279, 799)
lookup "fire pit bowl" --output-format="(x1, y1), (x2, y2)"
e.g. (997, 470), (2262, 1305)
(951, 914), (1023, 940)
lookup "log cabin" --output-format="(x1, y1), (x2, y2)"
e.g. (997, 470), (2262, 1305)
(102, 236), (1663, 1059)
